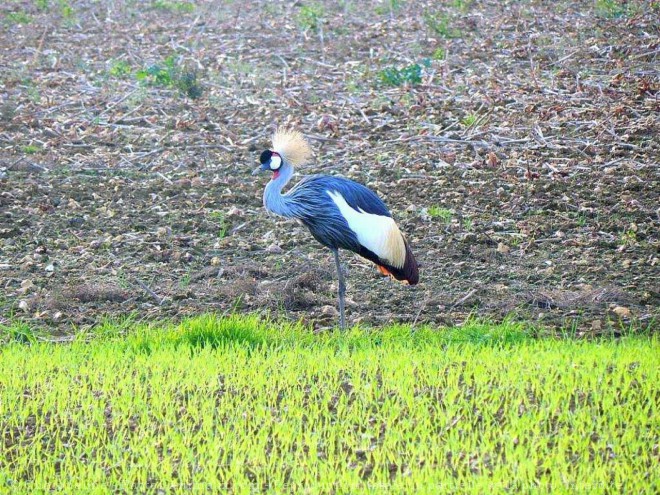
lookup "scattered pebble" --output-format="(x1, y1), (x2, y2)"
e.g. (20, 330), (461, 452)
(321, 305), (339, 316)
(612, 306), (631, 318)
(266, 243), (283, 254)
(497, 243), (510, 254)
(227, 206), (244, 217)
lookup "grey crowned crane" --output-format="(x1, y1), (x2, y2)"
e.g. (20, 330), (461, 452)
(253, 129), (418, 329)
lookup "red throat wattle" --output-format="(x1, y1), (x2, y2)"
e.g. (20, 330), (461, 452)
(272, 170), (280, 179)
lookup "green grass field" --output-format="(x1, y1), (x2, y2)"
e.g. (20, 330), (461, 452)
(1, 316), (658, 494)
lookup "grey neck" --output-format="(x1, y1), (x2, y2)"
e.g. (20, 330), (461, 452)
(263, 162), (296, 218)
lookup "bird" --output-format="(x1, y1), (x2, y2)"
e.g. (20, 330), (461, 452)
(252, 128), (418, 329)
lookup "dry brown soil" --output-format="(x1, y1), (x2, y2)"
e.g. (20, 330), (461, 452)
(1, 1), (658, 335)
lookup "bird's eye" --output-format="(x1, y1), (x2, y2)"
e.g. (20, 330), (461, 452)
(269, 155), (282, 170)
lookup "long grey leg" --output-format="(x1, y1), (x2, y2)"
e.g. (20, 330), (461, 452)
(333, 249), (346, 330)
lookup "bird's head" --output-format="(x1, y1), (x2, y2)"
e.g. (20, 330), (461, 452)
(252, 128), (312, 179)
(252, 149), (283, 178)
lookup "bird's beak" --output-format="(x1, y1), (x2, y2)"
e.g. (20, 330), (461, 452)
(252, 162), (270, 176)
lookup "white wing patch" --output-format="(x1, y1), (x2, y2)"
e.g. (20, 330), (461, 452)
(327, 190), (406, 268)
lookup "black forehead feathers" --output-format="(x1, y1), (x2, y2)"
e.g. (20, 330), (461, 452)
(259, 150), (272, 164)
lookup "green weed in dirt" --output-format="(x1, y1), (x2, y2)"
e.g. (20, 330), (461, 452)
(135, 55), (202, 99)
(136, 56), (178, 87)
(378, 60), (430, 87)
(108, 59), (131, 78)
(451, 0), (474, 12)
(209, 210), (228, 239)
(462, 113), (478, 127)
(4, 11), (32, 25)
(428, 205), (453, 223)
(21, 144), (41, 154)
(595, 0), (627, 18)
(0, 315), (657, 493)
(150, 0), (195, 13)
(58, 0), (74, 19)
(33, 0), (75, 19)
(432, 47), (446, 60)
(296, 3), (325, 32)
(423, 11), (462, 39)
(375, 0), (404, 17)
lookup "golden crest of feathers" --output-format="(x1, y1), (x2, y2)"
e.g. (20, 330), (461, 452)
(272, 128), (312, 167)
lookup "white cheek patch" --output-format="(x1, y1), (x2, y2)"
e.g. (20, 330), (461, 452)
(270, 155), (282, 170)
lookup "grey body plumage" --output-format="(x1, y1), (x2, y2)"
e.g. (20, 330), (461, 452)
(265, 170), (390, 252)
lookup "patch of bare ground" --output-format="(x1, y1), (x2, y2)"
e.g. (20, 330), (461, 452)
(1, 1), (658, 335)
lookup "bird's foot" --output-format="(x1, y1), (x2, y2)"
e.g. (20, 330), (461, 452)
(376, 265), (391, 277)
